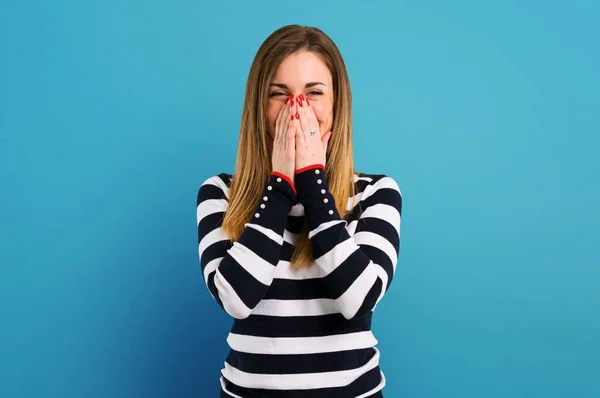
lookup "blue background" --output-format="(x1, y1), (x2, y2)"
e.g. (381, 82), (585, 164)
(1, 1), (599, 397)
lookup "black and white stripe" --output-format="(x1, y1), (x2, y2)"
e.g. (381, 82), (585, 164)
(197, 167), (402, 397)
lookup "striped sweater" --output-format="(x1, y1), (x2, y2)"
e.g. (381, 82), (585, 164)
(196, 164), (403, 398)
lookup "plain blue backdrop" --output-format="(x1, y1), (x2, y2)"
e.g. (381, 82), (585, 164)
(1, 1), (599, 397)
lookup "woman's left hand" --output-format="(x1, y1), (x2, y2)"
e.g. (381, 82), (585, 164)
(294, 94), (332, 171)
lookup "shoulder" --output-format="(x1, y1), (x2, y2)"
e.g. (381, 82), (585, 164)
(354, 171), (402, 213)
(355, 171), (402, 196)
(196, 172), (233, 205)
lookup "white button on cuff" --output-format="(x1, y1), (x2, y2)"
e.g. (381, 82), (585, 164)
(323, 198), (329, 203)
(317, 179), (322, 184)
(321, 189), (326, 194)
(328, 210), (334, 215)
(267, 185), (272, 191)
(260, 204), (265, 209)
(315, 169), (320, 174)
(263, 196), (268, 201)
(255, 213), (260, 218)
(277, 177), (282, 183)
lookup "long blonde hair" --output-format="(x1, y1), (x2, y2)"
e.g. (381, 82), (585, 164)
(222, 24), (356, 269)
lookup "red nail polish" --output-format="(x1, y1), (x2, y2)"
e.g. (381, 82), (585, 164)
(290, 115), (294, 120)
(285, 98), (289, 104)
(299, 99), (303, 107)
(290, 100), (294, 106)
(290, 94), (294, 100)
(295, 112), (299, 119)
(306, 99), (310, 105)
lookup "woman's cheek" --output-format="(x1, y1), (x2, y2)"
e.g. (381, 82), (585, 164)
(312, 104), (331, 130)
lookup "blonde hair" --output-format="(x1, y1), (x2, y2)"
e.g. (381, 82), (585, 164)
(222, 24), (356, 269)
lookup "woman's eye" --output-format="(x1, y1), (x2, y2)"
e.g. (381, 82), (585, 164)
(269, 92), (286, 97)
(308, 91), (323, 96)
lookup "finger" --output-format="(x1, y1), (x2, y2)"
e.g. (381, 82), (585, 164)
(297, 98), (312, 138)
(304, 99), (321, 139)
(279, 108), (291, 155)
(294, 116), (305, 150)
(282, 98), (292, 138)
(286, 99), (297, 137)
(305, 99), (320, 129)
(301, 96), (320, 141)
(286, 117), (296, 157)
(275, 97), (290, 139)
(274, 100), (286, 138)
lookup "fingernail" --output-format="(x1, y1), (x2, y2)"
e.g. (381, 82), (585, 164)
(306, 99), (310, 105)
(290, 94), (295, 100)
(295, 112), (299, 119)
(290, 115), (294, 120)
(285, 98), (289, 104)
(299, 99), (303, 107)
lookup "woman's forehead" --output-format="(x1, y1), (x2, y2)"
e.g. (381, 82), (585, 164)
(272, 51), (332, 86)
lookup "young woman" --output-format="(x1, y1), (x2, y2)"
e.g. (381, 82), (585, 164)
(196, 24), (403, 398)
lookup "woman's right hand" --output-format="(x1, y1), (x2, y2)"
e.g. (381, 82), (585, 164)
(271, 95), (297, 182)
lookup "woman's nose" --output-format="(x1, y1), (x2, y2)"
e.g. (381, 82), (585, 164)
(289, 93), (305, 102)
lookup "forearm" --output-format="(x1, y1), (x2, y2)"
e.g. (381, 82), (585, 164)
(198, 173), (296, 319)
(295, 165), (400, 319)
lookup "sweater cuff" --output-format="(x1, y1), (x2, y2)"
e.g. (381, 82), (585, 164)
(271, 171), (297, 195)
(295, 164), (326, 175)
(295, 165), (339, 227)
(247, 173), (297, 233)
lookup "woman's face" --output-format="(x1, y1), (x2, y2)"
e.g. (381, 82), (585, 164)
(267, 50), (334, 140)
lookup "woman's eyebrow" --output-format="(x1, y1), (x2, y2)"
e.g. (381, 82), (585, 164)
(270, 82), (327, 89)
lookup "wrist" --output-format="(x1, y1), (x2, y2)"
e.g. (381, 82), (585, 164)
(271, 171), (296, 195)
(294, 164), (328, 205)
(250, 174), (296, 232)
(294, 165), (339, 228)
(295, 163), (326, 175)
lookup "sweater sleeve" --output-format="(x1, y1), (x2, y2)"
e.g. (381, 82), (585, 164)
(196, 172), (296, 319)
(295, 165), (402, 320)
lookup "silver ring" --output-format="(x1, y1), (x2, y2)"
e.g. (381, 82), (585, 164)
(310, 131), (317, 136)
